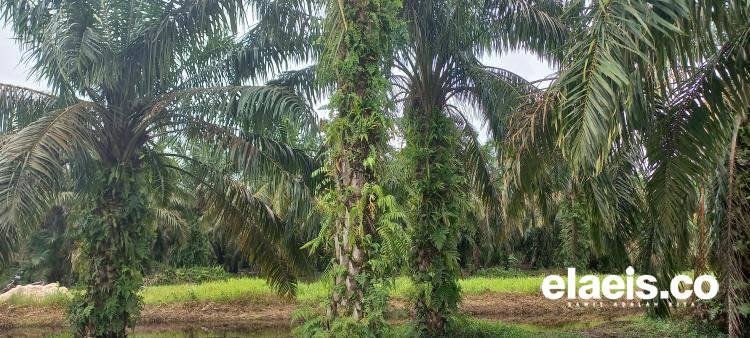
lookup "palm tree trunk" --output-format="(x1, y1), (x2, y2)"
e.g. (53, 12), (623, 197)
(406, 108), (462, 336)
(70, 163), (151, 337)
(331, 169), (369, 320)
(324, 0), (395, 323)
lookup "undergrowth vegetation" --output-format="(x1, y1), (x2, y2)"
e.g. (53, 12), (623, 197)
(143, 266), (231, 286)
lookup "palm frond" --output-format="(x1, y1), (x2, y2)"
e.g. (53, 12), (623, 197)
(267, 65), (331, 105)
(646, 25), (750, 250)
(178, 0), (323, 89)
(236, 0), (322, 81)
(553, 0), (689, 174)
(143, 85), (317, 136)
(131, 0), (244, 92)
(0, 84), (60, 133)
(454, 117), (502, 238)
(0, 101), (100, 263)
(455, 60), (539, 144)
(500, 92), (562, 231)
(152, 207), (190, 244)
(187, 163), (313, 295)
(482, 0), (567, 63)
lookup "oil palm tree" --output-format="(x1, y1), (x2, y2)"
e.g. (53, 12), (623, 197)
(0, 0), (317, 335)
(502, 0), (750, 335)
(392, 0), (566, 335)
(311, 0), (401, 327)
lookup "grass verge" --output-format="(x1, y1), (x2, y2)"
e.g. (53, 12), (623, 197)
(137, 275), (547, 305)
(2, 275), (556, 306)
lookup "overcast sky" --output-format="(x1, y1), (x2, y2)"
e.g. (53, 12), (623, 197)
(0, 27), (44, 89)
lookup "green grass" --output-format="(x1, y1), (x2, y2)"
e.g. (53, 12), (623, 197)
(141, 277), (281, 304)
(1, 291), (72, 306)
(137, 275), (548, 305)
(4, 275), (724, 338)
(42, 320), (577, 338)
(392, 318), (581, 338)
(622, 317), (725, 337)
(459, 276), (546, 294)
(2, 275), (550, 306)
(9, 272), (639, 306)
(3, 273), (614, 306)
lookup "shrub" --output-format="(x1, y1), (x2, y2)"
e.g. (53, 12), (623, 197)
(143, 266), (231, 286)
(471, 267), (536, 279)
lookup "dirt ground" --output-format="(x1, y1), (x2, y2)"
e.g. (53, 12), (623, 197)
(460, 292), (642, 326)
(0, 293), (645, 336)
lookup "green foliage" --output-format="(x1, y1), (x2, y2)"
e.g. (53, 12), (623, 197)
(151, 219), (216, 269)
(498, 2), (750, 332)
(2, 290), (72, 307)
(471, 268), (537, 279)
(715, 116), (750, 334)
(308, 0), (403, 332)
(556, 198), (591, 269)
(0, 3), (321, 337)
(140, 277), (282, 305)
(68, 166), (153, 337)
(293, 306), (393, 338)
(404, 110), (464, 336)
(390, 0), (568, 334)
(11, 206), (76, 285)
(143, 266), (230, 287)
(624, 317), (726, 338)
(396, 317), (575, 338)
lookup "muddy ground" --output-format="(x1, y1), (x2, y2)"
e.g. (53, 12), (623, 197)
(0, 293), (645, 336)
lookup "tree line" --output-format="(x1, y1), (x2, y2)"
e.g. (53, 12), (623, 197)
(0, 0), (748, 337)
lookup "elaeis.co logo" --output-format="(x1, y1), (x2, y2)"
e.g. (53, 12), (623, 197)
(541, 267), (718, 308)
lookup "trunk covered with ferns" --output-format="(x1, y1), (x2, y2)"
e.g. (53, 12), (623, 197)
(321, 0), (398, 324)
(404, 106), (462, 336)
(69, 160), (152, 337)
(67, 118), (153, 336)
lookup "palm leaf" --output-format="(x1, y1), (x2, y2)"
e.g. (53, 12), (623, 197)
(553, 0), (689, 173)
(0, 84), (60, 133)
(142, 85), (316, 136)
(0, 101), (100, 263)
(186, 162), (313, 295)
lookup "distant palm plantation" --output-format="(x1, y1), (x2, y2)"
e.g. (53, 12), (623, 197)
(0, 0), (748, 337)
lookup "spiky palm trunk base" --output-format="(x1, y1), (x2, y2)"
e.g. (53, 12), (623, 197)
(406, 110), (462, 337)
(329, 177), (370, 320)
(68, 164), (151, 337)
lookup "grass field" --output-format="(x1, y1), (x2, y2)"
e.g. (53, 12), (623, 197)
(139, 275), (546, 305)
(2, 275), (546, 306)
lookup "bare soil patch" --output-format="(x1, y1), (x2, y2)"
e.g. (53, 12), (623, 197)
(139, 300), (295, 331)
(0, 303), (66, 329)
(460, 293), (643, 327)
(0, 292), (644, 335)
